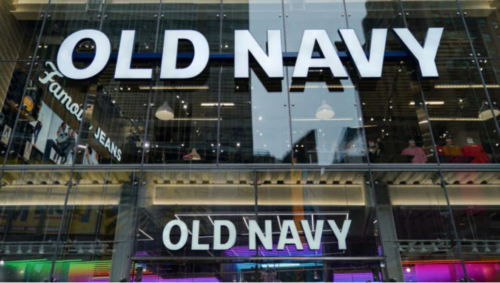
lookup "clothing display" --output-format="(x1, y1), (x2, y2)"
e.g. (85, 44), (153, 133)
(462, 144), (489, 163)
(442, 145), (462, 156)
(435, 145), (445, 156)
(401, 146), (428, 163)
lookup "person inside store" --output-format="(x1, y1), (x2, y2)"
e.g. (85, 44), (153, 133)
(401, 139), (427, 163)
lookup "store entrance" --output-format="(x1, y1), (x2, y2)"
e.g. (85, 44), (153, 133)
(130, 259), (384, 282)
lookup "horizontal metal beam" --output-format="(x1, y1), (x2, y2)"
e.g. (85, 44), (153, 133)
(131, 256), (385, 262)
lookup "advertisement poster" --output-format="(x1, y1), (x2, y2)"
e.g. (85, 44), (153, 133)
(83, 145), (99, 165)
(23, 141), (32, 160)
(1, 125), (11, 145)
(30, 102), (78, 165)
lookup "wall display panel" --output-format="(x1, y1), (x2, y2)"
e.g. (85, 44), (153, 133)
(0, 0), (48, 61)
(51, 170), (138, 282)
(5, 61), (87, 166)
(0, 170), (73, 282)
(419, 59), (500, 164)
(372, 171), (467, 282)
(441, 171), (500, 282)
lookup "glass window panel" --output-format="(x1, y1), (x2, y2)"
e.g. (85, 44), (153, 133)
(0, 61), (33, 165)
(345, 0), (405, 52)
(358, 61), (436, 164)
(36, 0), (103, 62)
(288, 66), (367, 165)
(420, 59), (500, 164)
(0, 0), (48, 61)
(51, 170), (138, 282)
(7, 62), (88, 166)
(0, 170), (72, 282)
(372, 171), (466, 282)
(401, 0), (472, 58)
(256, 170), (378, 259)
(102, 0), (160, 54)
(284, 0), (347, 52)
(459, 0), (500, 58)
(74, 63), (151, 165)
(158, 0), (221, 54)
(442, 171), (500, 282)
(144, 63), (220, 164)
(135, 170), (255, 259)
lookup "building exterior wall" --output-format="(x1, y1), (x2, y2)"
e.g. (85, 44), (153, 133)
(0, 0), (500, 282)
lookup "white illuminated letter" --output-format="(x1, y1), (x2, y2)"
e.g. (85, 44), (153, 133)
(327, 220), (351, 250)
(162, 220), (188, 250)
(249, 220), (273, 250)
(293, 30), (348, 78)
(161, 30), (209, 79)
(277, 220), (303, 250)
(393, 28), (443, 78)
(115, 30), (152, 79)
(57, 29), (111, 80)
(300, 220), (324, 250)
(213, 220), (236, 250)
(191, 220), (209, 250)
(234, 30), (283, 78)
(339, 29), (387, 78)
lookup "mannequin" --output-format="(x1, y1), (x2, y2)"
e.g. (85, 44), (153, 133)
(401, 139), (427, 163)
(462, 137), (489, 163)
(442, 138), (462, 156)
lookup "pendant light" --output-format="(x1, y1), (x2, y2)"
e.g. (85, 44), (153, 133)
(155, 101), (174, 121)
(478, 101), (500, 120)
(315, 100), (335, 120)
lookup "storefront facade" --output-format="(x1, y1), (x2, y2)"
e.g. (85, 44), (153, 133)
(1, 0), (500, 282)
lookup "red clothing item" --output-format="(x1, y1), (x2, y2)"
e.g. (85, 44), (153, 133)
(461, 144), (489, 163)
(435, 145), (445, 156)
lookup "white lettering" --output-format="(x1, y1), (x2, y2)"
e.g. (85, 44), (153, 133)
(191, 220), (209, 250)
(162, 220), (188, 250)
(234, 30), (283, 78)
(249, 220), (273, 250)
(339, 29), (387, 78)
(161, 30), (209, 79)
(57, 29), (111, 80)
(393, 28), (443, 78)
(213, 220), (236, 250)
(300, 220), (324, 250)
(277, 220), (303, 251)
(115, 30), (152, 79)
(293, 30), (348, 78)
(327, 220), (352, 250)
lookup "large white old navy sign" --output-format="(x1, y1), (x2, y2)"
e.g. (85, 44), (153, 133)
(162, 219), (351, 251)
(57, 28), (443, 80)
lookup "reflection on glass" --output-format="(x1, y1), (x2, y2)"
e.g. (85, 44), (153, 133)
(373, 171), (466, 281)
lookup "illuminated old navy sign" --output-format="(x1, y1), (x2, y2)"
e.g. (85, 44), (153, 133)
(162, 219), (351, 251)
(57, 28), (443, 81)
